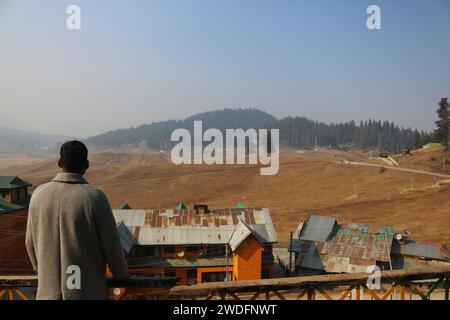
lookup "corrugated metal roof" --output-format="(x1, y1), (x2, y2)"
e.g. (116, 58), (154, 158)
(128, 254), (275, 269)
(0, 198), (26, 214)
(294, 240), (324, 270)
(296, 215), (337, 242)
(113, 207), (277, 245)
(0, 176), (31, 189)
(321, 256), (375, 273)
(293, 215), (449, 274)
(116, 222), (135, 254)
(114, 210), (146, 227)
(391, 241), (449, 261)
(292, 217), (395, 274)
(321, 226), (393, 262)
(391, 255), (450, 270)
(229, 220), (253, 252)
(294, 240), (377, 273)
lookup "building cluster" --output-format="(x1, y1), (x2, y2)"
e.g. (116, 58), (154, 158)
(0, 175), (449, 288)
(289, 215), (450, 275)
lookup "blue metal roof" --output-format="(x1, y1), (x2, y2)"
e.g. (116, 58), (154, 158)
(297, 215), (337, 242)
(391, 241), (449, 261)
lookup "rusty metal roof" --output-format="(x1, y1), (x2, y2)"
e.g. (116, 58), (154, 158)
(113, 207), (277, 245)
(292, 217), (395, 273)
(294, 239), (377, 273)
(321, 226), (393, 263)
(320, 256), (375, 273)
(292, 215), (449, 274)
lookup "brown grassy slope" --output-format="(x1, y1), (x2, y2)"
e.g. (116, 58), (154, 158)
(391, 146), (450, 174)
(1, 151), (449, 247)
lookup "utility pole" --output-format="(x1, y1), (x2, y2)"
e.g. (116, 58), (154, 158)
(225, 243), (229, 282)
(289, 231), (293, 276)
(447, 98), (450, 170)
(442, 98), (450, 171)
(447, 97), (450, 148)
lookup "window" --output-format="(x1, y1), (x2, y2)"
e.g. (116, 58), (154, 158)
(201, 271), (227, 283)
(186, 245), (200, 253)
(164, 269), (176, 277)
(164, 246), (176, 254)
(187, 269), (197, 285)
(262, 268), (270, 279)
(18, 188), (25, 200)
(187, 269), (197, 278)
(134, 246), (159, 257)
(206, 245), (225, 256)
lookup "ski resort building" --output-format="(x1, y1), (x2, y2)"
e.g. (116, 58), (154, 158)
(113, 204), (278, 285)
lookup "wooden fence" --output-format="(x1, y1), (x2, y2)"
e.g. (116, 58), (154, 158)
(1, 267), (449, 300)
(169, 267), (450, 300)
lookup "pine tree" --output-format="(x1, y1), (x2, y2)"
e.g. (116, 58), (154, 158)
(435, 98), (450, 146)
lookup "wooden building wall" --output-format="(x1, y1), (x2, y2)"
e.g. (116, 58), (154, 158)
(0, 208), (33, 275)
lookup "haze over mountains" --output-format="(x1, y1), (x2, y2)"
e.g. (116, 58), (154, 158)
(1, 109), (433, 154)
(0, 126), (70, 154)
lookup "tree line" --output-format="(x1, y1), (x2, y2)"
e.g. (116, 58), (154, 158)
(84, 108), (437, 153)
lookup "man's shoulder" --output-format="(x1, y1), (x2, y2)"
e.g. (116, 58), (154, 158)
(32, 181), (106, 200)
(31, 181), (59, 197)
(79, 184), (109, 203)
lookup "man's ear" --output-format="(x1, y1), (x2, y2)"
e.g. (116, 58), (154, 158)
(85, 160), (90, 171)
(57, 158), (63, 168)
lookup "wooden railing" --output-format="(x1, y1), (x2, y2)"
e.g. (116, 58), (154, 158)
(169, 267), (450, 300)
(2, 267), (450, 300)
(0, 275), (178, 300)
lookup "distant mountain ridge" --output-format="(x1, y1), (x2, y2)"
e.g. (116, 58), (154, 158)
(85, 108), (432, 153)
(0, 126), (70, 153)
(86, 108), (277, 150)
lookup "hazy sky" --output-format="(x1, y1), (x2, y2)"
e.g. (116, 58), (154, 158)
(1, 0), (449, 137)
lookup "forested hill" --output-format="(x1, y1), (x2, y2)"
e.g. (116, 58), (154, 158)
(85, 108), (431, 152)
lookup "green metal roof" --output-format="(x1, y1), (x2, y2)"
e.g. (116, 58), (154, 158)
(129, 254), (274, 269)
(129, 256), (233, 269)
(236, 202), (245, 209)
(176, 201), (187, 210)
(121, 203), (132, 210)
(0, 198), (26, 214)
(0, 176), (32, 189)
(423, 142), (443, 148)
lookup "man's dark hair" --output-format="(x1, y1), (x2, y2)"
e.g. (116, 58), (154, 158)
(60, 140), (88, 172)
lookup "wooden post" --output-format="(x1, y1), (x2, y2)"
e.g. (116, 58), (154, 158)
(355, 285), (361, 300)
(307, 289), (315, 300)
(399, 285), (406, 300)
(445, 277), (449, 301)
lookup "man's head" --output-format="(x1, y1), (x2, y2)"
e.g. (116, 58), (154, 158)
(58, 140), (89, 175)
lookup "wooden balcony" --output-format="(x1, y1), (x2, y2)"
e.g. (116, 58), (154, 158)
(170, 266), (450, 300)
(0, 275), (178, 300)
(2, 267), (449, 300)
